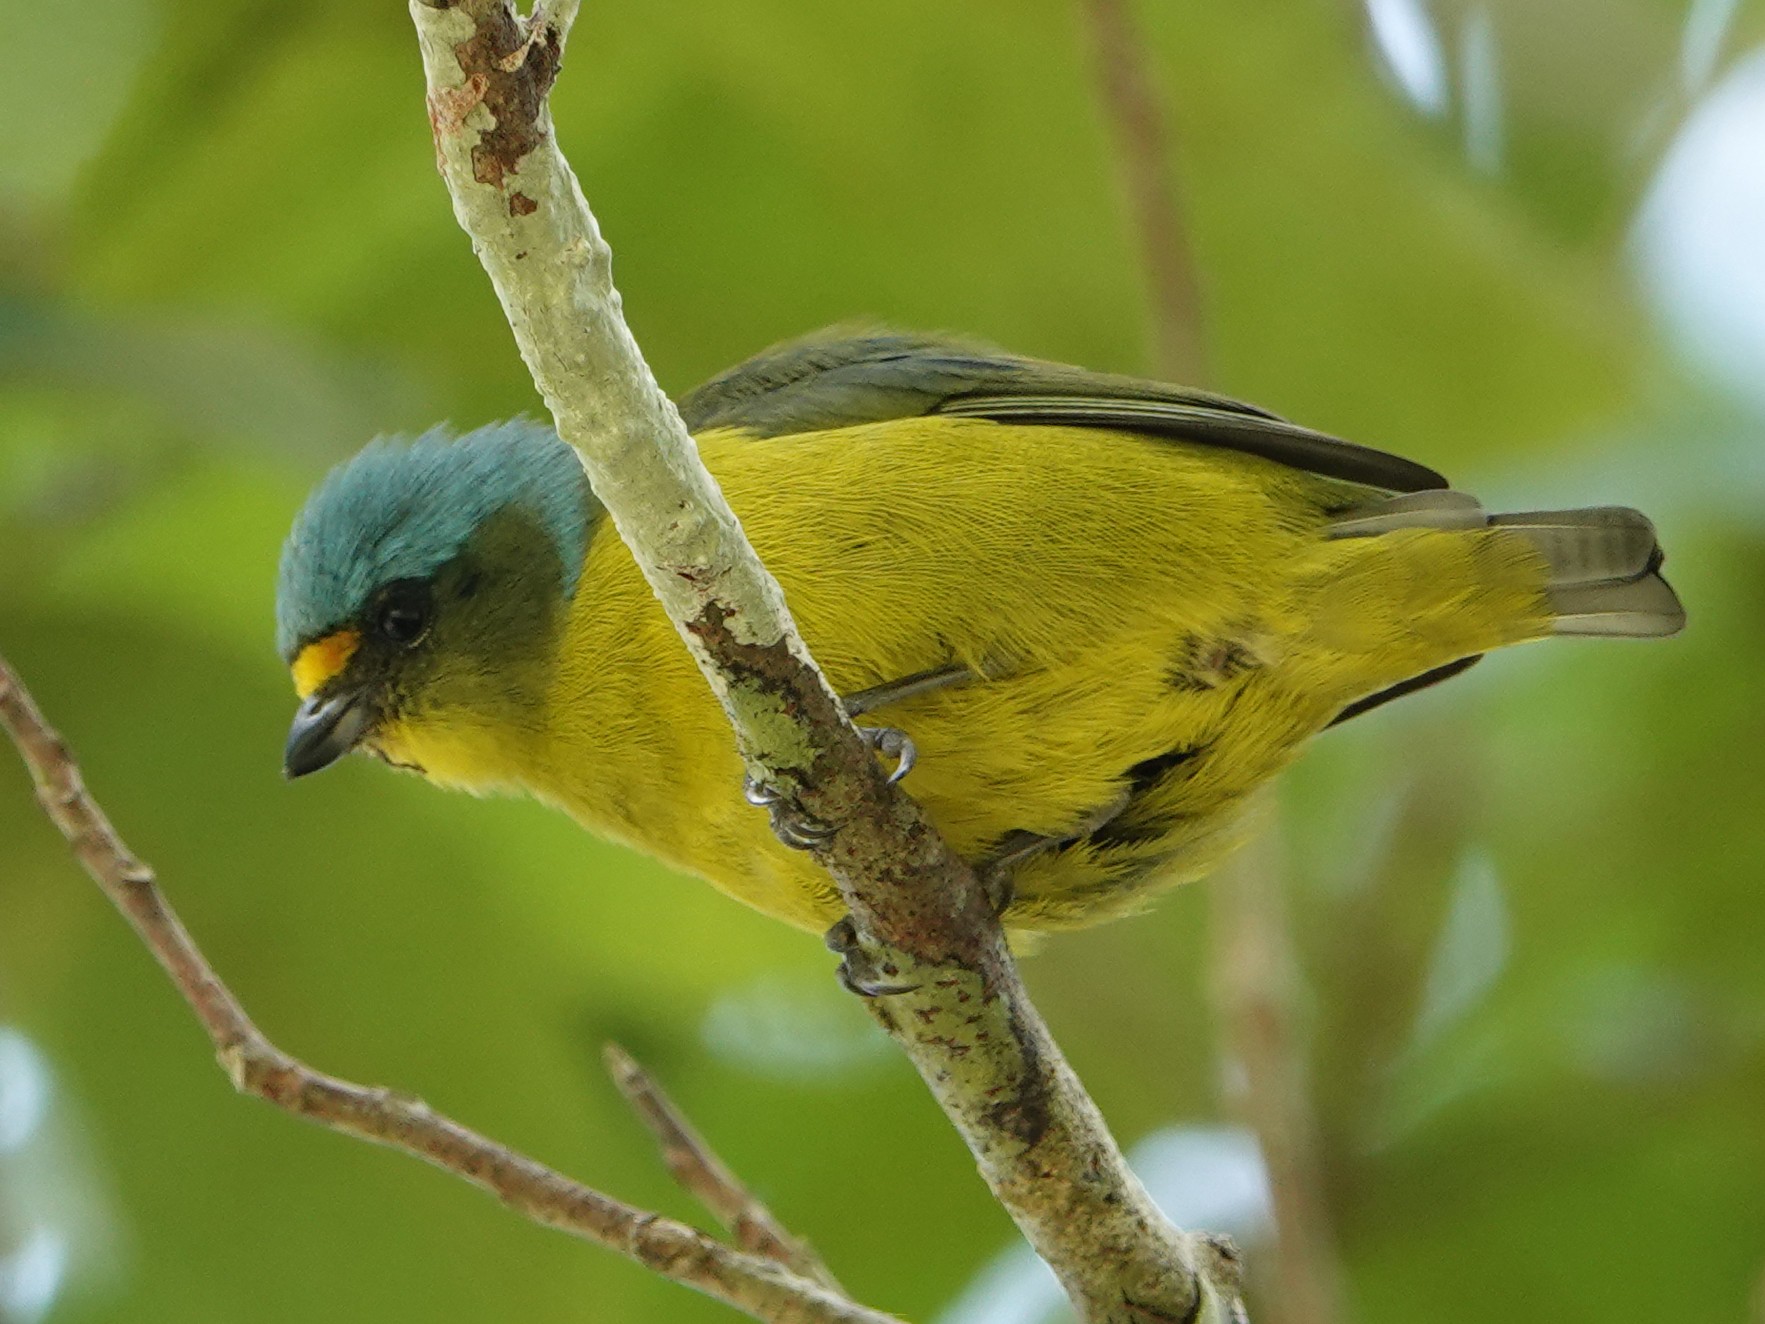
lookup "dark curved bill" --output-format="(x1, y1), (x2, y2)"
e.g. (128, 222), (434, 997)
(284, 691), (373, 778)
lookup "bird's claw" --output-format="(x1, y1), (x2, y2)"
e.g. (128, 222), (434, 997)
(742, 776), (781, 808)
(823, 917), (920, 998)
(857, 724), (916, 785)
(742, 722), (915, 849)
(744, 775), (839, 849)
(980, 865), (1017, 918)
(772, 806), (839, 849)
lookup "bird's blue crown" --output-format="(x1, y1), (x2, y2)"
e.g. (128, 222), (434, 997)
(276, 420), (598, 657)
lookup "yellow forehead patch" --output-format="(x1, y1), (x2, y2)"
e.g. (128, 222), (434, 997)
(291, 629), (361, 699)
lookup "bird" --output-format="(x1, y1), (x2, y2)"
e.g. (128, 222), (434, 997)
(276, 329), (1684, 938)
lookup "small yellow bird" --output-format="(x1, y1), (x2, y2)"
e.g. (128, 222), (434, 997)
(277, 330), (1684, 936)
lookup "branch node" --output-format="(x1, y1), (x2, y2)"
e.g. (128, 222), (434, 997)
(216, 1040), (252, 1093)
(535, 0), (582, 51)
(1195, 1233), (1245, 1296)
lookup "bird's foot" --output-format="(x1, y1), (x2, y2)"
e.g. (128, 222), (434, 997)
(979, 864), (1016, 918)
(743, 776), (838, 850)
(741, 724), (916, 850)
(856, 724), (916, 785)
(978, 829), (1057, 917)
(823, 916), (919, 998)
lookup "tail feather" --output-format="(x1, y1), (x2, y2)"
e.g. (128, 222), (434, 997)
(1328, 494), (1685, 640)
(1325, 490), (1486, 537)
(1489, 507), (1662, 587)
(1499, 507), (1684, 637)
(1548, 574), (1685, 638)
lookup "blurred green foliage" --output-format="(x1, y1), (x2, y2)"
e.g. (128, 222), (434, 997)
(2, 1), (1762, 1322)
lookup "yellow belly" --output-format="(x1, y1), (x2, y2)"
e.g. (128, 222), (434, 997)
(506, 417), (1551, 934)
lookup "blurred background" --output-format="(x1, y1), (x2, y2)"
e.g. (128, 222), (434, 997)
(3, 1), (1763, 1320)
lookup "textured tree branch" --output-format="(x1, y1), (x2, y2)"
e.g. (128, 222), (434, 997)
(0, 654), (898, 1324)
(605, 1042), (843, 1292)
(408, 1), (1243, 1319)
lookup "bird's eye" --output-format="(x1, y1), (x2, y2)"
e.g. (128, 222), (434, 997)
(375, 581), (432, 647)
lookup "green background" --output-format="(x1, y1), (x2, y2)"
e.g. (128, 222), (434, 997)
(3, 2), (1762, 1321)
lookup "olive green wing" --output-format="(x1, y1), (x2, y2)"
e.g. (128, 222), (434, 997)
(679, 328), (1447, 493)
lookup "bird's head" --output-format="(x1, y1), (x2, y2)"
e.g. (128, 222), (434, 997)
(275, 420), (599, 781)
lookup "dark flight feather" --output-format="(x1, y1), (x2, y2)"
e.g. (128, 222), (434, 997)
(680, 330), (1448, 494)
(1327, 655), (1485, 727)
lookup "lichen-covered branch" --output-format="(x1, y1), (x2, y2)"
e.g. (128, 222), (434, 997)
(0, 654), (899, 1324)
(408, 2), (1243, 1319)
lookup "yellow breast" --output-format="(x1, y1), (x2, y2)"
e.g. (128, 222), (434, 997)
(496, 417), (1549, 933)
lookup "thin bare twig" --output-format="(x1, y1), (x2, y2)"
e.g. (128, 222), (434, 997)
(0, 653), (900, 1324)
(1079, 0), (1209, 384)
(1211, 832), (1345, 1324)
(605, 1043), (843, 1293)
